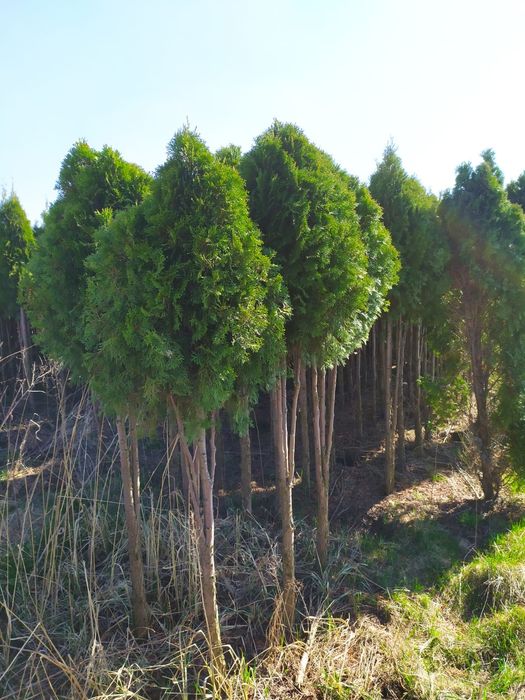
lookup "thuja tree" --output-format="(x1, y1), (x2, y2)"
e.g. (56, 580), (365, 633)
(83, 205), (172, 635)
(22, 141), (152, 379)
(87, 129), (284, 671)
(228, 268), (288, 514)
(241, 123), (396, 580)
(440, 150), (525, 499)
(0, 194), (35, 384)
(22, 143), (152, 634)
(507, 171), (525, 211)
(216, 144), (289, 514)
(311, 174), (399, 567)
(370, 145), (446, 491)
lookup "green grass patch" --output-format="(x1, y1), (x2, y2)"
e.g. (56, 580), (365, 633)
(446, 519), (525, 617)
(359, 519), (462, 591)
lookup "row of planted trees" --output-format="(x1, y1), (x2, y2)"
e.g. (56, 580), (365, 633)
(2, 124), (525, 673)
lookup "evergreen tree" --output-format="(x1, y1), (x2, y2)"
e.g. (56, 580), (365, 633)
(85, 128), (284, 672)
(241, 122), (397, 579)
(0, 194), (35, 384)
(370, 145), (446, 490)
(21, 142), (153, 634)
(507, 171), (525, 211)
(440, 150), (525, 498)
(22, 141), (151, 379)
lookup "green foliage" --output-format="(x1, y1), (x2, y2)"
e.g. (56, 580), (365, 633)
(241, 122), (397, 367)
(85, 128), (284, 433)
(369, 143), (448, 322)
(0, 194), (34, 319)
(440, 150), (525, 477)
(507, 171), (525, 211)
(215, 144), (242, 169)
(419, 373), (470, 433)
(84, 205), (185, 419)
(22, 141), (151, 379)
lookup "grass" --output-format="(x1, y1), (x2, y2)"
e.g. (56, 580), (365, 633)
(447, 519), (525, 617)
(1, 369), (525, 698)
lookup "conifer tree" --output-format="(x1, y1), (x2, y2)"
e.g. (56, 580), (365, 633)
(22, 141), (151, 379)
(86, 128), (285, 672)
(0, 194), (35, 384)
(440, 151), (525, 498)
(370, 145), (446, 490)
(507, 172), (525, 211)
(22, 142), (152, 634)
(241, 122), (397, 581)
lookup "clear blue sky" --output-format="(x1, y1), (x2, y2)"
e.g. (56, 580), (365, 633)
(1, 0), (524, 223)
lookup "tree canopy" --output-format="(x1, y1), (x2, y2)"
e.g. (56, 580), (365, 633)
(0, 194), (34, 320)
(22, 141), (151, 378)
(241, 121), (384, 366)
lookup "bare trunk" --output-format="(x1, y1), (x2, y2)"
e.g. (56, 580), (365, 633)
(272, 356), (299, 631)
(128, 413), (141, 522)
(396, 320), (407, 470)
(466, 313), (497, 499)
(299, 364), (311, 490)
(196, 428), (225, 674)
(169, 397), (225, 672)
(372, 324), (377, 420)
(312, 365), (337, 569)
(385, 318), (395, 494)
(240, 430), (252, 514)
(17, 308), (34, 410)
(356, 351), (363, 438)
(116, 416), (149, 636)
(414, 321), (423, 455)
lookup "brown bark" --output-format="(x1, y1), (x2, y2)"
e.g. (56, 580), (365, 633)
(240, 430), (252, 514)
(299, 364), (311, 490)
(18, 308), (32, 391)
(371, 324), (377, 420)
(465, 308), (497, 499)
(356, 350), (363, 438)
(385, 318), (395, 494)
(271, 356), (299, 631)
(396, 320), (407, 470)
(116, 416), (150, 636)
(169, 396), (225, 673)
(414, 321), (423, 455)
(128, 413), (141, 522)
(196, 427), (225, 674)
(312, 365), (337, 569)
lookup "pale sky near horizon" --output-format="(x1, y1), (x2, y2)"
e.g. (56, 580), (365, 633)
(1, 0), (524, 224)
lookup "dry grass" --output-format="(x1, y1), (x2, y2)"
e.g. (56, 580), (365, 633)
(1, 363), (525, 699)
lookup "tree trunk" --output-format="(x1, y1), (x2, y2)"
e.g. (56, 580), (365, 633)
(169, 396), (225, 673)
(372, 324), (377, 420)
(116, 415), (150, 637)
(357, 351), (363, 438)
(272, 356), (300, 631)
(299, 364), (311, 490)
(196, 427), (225, 674)
(312, 365), (337, 569)
(414, 321), (423, 455)
(128, 413), (141, 522)
(385, 318), (395, 494)
(240, 430), (252, 514)
(396, 320), (407, 470)
(466, 313), (497, 499)
(17, 308), (34, 409)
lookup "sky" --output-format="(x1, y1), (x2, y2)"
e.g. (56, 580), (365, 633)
(1, 0), (524, 224)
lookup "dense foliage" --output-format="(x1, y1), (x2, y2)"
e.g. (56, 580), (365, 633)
(22, 142), (151, 378)
(4, 124), (525, 692)
(0, 194), (34, 320)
